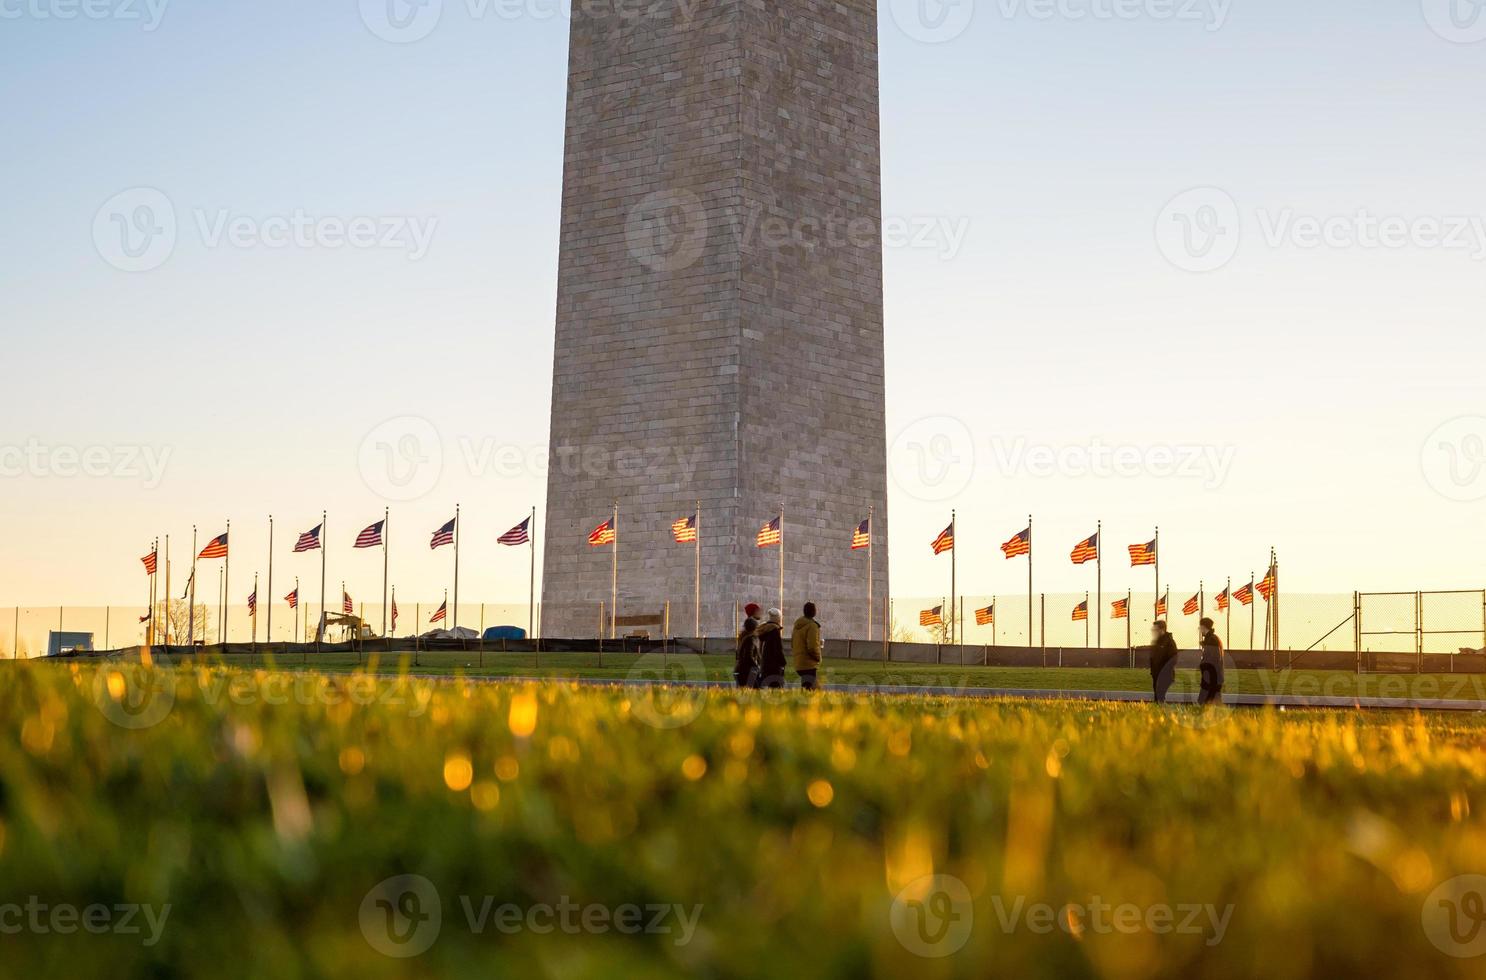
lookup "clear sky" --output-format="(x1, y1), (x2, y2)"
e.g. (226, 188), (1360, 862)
(2, 0), (1484, 619)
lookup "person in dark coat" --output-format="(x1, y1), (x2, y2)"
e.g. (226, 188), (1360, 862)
(1197, 617), (1224, 706)
(1147, 619), (1179, 704)
(735, 606), (760, 688)
(755, 608), (787, 688)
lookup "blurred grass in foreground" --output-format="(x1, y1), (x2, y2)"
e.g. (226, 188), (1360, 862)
(0, 662), (1484, 978)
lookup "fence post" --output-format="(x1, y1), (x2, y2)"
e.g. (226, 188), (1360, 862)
(1353, 591), (1361, 674)
(1416, 591), (1423, 673)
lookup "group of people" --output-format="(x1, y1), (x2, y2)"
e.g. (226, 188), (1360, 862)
(1146, 617), (1226, 705)
(734, 601), (823, 690)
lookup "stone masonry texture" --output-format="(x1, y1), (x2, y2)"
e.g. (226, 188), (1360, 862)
(541, 0), (889, 640)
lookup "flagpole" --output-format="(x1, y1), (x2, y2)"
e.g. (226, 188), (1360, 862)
(778, 503), (785, 615)
(1226, 575), (1232, 648)
(528, 506), (537, 639)
(694, 498), (701, 638)
(319, 510), (327, 651)
(381, 507), (389, 638)
(1027, 514), (1034, 649)
(452, 503), (461, 631)
(294, 576), (300, 645)
(1095, 519), (1102, 649)
(1126, 588), (1132, 651)
(949, 509), (957, 646)
(867, 505), (874, 643)
(266, 516), (274, 645)
(217, 566), (223, 644)
(1250, 570), (1256, 650)
(252, 572), (259, 644)
(163, 535), (171, 646)
(148, 537), (157, 645)
(610, 500), (618, 640)
(222, 519), (230, 644)
(1153, 526), (1160, 619)
(189, 527), (197, 645)
(1084, 592), (1089, 647)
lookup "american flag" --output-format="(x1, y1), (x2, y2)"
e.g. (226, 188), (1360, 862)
(1157, 592), (1169, 617)
(247, 590), (257, 616)
(1072, 600), (1088, 622)
(1234, 582), (1255, 606)
(756, 516), (781, 548)
(391, 597), (399, 630)
(1112, 597), (1129, 619)
(1001, 527), (1031, 559)
(293, 525), (322, 553)
(430, 600), (447, 624)
(1128, 539), (1157, 566)
(198, 532), (229, 559)
(1069, 533), (1098, 565)
(1257, 565), (1276, 601)
(589, 518), (616, 547)
(285, 588), (298, 609)
(974, 604), (994, 626)
(930, 521), (954, 555)
(141, 549), (158, 576)
(138, 611), (151, 624)
(431, 518), (456, 550)
(919, 605), (943, 627)
(343, 591), (354, 615)
(1183, 593), (1200, 616)
(181, 569), (193, 599)
(499, 517), (531, 546)
(354, 520), (385, 549)
(851, 518), (870, 550)
(672, 513), (698, 544)
(1215, 588), (1230, 612)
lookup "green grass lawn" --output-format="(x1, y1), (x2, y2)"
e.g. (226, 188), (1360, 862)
(116, 649), (1486, 703)
(1, 662), (1483, 977)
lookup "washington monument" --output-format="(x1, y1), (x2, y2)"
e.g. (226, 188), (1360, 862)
(541, 0), (889, 638)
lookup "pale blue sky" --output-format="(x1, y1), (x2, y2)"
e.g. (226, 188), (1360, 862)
(2, 0), (1484, 616)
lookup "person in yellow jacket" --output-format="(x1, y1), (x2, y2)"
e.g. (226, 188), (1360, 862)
(791, 602), (823, 690)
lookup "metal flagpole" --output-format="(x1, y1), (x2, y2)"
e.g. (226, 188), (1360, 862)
(778, 503), (785, 615)
(1084, 592), (1089, 647)
(148, 537), (157, 645)
(222, 519), (230, 643)
(1153, 526), (1160, 619)
(1226, 575), (1232, 648)
(252, 572), (259, 644)
(694, 499), (701, 638)
(163, 535), (171, 646)
(1096, 519), (1102, 649)
(452, 503), (461, 631)
(319, 510), (327, 651)
(610, 500), (618, 640)
(1126, 589), (1132, 651)
(949, 509), (957, 646)
(992, 596), (997, 646)
(381, 507), (389, 638)
(1027, 515), (1034, 649)
(1250, 570), (1255, 650)
(266, 516), (274, 645)
(861, 505), (867, 645)
(529, 506), (537, 639)
(189, 527), (197, 645)
(217, 566), (223, 643)
(294, 576), (300, 646)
